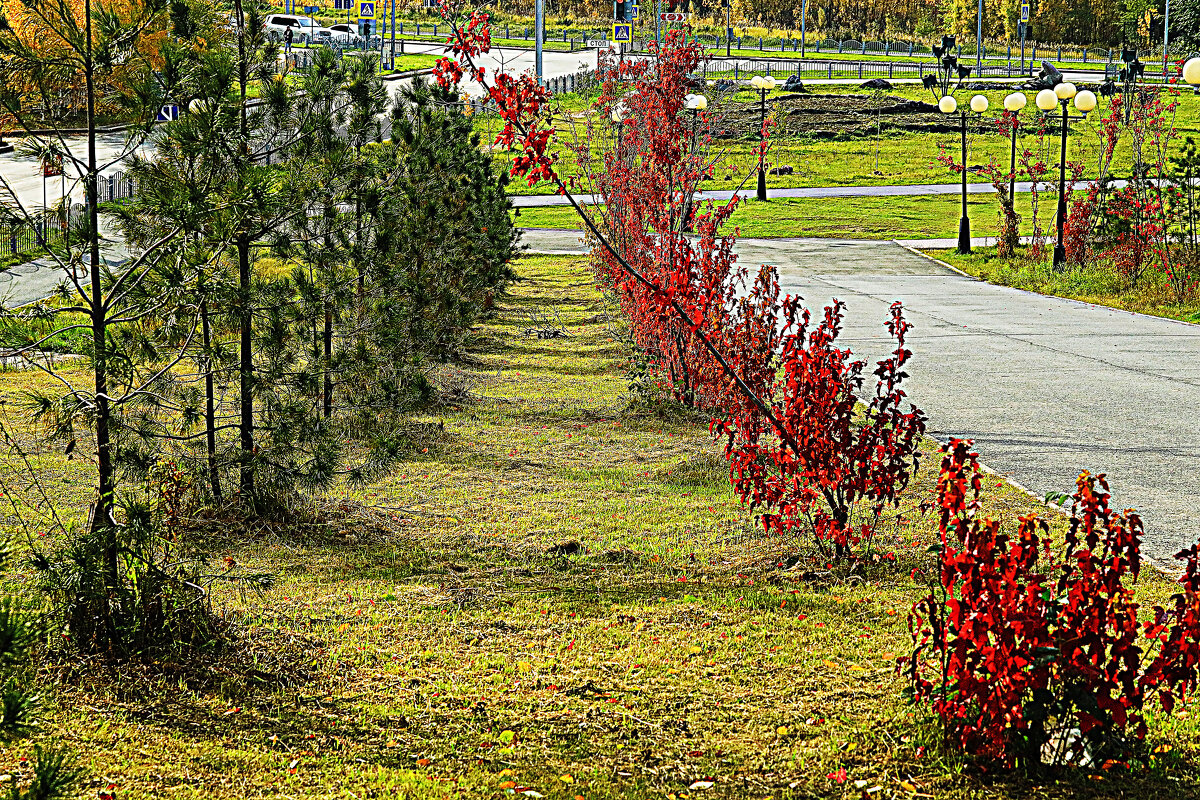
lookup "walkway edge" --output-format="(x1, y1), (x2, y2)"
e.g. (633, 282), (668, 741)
(894, 239), (1200, 332)
(891, 240), (975, 279)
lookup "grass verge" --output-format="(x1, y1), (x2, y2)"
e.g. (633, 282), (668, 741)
(0, 254), (1196, 798)
(512, 193), (1036, 241)
(929, 246), (1200, 323)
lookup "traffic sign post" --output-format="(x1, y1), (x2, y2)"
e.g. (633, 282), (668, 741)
(359, 0), (377, 38)
(612, 22), (632, 43)
(1019, 1), (1029, 72)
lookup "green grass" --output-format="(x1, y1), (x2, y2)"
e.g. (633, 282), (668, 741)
(928, 246), (1200, 323)
(1, 254), (1197, 798)
(386, 53), (441, 72)
(512, 192), (1056, 241)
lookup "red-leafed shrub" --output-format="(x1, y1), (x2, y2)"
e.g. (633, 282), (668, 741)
(582, 35), (744, 410)
(716, 300), (926, 558)
(906, 440), (1200, 770)
(437, 7), (926, 562)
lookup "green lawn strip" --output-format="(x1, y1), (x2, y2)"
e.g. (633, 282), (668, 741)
(928, 246), (1200, 323)
(385, 53), (440, 72)
(511, 193), (1048, 240)
(0, 255), (1196, 797)
(0, 250), (40, 271)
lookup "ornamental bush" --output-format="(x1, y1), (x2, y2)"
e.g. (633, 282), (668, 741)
(905, 440), (1200, 770)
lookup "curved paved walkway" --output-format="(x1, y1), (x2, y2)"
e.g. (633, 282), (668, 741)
(509, 180), (1142, 207)
(522, 228), (1200, 567)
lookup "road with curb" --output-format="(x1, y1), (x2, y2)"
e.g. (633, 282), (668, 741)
(519, 227), (1200, 567)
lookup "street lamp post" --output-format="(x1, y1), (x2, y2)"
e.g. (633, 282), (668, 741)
(726, 0), (732, 57)
(940, 94), (989, 254)
(749, 74), (776, 201)
(1037, 82), (1096, 269)
(1003, 92), (1027, 205)
(800, 0), (808, 58)
(924, 36), (975, 254)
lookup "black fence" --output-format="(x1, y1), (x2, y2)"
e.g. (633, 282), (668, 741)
(544, 70), (599, 96)
(700, 57), (1038, 81)
(0, 178), (135, 264)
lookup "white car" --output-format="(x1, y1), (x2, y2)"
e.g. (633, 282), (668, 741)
(323, 23), (363, 45)
(263, 14), (330, 45)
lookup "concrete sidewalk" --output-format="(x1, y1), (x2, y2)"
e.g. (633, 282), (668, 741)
(0, 242), (127, 308)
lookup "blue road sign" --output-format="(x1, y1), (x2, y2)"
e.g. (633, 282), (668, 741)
(1021, 2), (1029, 22)
(359, 0), (375, 18)
(156, 105), (179, 122)
(632, 3), (639, 19)
(613, 22), (632, 42)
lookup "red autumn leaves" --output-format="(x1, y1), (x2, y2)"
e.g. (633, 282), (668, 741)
(906, 440), (1200, 769)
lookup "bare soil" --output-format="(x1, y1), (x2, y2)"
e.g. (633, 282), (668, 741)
(718, 92), (967, 139)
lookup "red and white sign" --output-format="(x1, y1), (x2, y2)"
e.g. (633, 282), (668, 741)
(659, 11), (687, 21)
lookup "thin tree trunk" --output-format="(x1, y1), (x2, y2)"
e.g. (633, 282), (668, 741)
(323, 302), (333, 419)
(200, 298), (221, 501)
(237, 234), (254, 499)
(84, 0), (117, 594)
(235, 0), (255, 500)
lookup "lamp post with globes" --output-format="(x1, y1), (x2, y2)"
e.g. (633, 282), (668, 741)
(939, 93), (989, 254)
(749, 74), (777, 201)
(921, 35), (974, 252)
(1003, 92), (1026, 206)
(1035, 82), (1096, 269)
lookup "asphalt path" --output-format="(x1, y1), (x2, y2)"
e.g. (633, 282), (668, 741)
(519, 227), (1200, 567)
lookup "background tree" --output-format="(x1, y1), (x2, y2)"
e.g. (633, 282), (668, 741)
(1172, 0), (1200, 51)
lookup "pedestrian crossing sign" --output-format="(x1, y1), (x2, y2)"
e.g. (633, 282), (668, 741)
(359, 0), (376, 19)
(613, 22), (632, 42)
(632, 2), (639, 19)
(1020, 2), (1029, 22)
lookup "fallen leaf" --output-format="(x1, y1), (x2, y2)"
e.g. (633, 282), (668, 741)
(688, 781), (715, 790)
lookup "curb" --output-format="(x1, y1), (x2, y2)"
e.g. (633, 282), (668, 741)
(380, 67), (434, 82)
(896, 239), (1179, 575)
(891, 239), (976, 278)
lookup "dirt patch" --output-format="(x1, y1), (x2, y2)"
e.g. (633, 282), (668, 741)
(717, 92), (965, 139)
